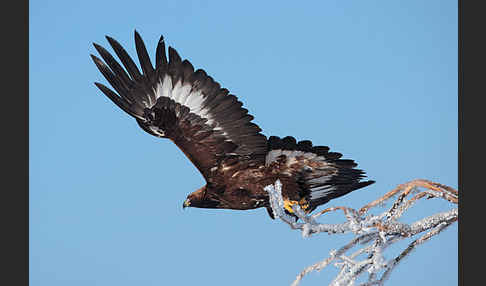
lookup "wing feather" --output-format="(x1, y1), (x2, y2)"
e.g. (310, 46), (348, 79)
(105, 35), (142, 80)
(134, 30), (155, 77)
(155, 35), (168, 70)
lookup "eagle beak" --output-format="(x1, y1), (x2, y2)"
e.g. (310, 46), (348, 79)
(183, 199), (191, 209)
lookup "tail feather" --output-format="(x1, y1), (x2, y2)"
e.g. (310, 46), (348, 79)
(266, 135), (375, 213)
(307, 180), (375, 213)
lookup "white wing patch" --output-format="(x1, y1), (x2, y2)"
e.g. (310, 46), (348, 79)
(156, 75), (173, 101)
(153, 75), (221, 129)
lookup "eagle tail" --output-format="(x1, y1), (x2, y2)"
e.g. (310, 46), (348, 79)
(266, 136), (375, 214)
(305, 177), (375, 214)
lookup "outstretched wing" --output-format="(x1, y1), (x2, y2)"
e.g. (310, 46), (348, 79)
(91, 31), (267, 181)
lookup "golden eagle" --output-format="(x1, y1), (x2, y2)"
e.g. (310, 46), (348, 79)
(91, 31), (374, 219)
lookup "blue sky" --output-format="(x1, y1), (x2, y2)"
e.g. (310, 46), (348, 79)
(30, 1), (457, 285)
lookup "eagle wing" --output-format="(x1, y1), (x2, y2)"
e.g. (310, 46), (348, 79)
(266, 136), (374, 214)
(91, 31), (267, 182)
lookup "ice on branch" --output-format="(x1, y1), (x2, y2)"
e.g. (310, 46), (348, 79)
(264, 179), (458, 286)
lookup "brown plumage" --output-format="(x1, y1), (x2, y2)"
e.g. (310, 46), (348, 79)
(91, 31), (375, 219)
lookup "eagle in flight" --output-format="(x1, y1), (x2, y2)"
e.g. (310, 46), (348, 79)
(91, 31), (374, 219)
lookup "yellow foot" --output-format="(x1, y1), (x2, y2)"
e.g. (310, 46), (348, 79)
(283, 198), (310, 214)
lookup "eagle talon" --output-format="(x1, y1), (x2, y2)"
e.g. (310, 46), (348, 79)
(283, 199), (310, 214)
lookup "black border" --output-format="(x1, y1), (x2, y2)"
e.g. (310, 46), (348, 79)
(459, 0), (485, 285)
(4, 0), (28, 285)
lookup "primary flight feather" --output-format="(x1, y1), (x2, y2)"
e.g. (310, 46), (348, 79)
(91, 31), (374, 219)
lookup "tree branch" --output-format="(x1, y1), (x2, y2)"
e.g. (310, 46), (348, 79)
(264, 179), (458, 286)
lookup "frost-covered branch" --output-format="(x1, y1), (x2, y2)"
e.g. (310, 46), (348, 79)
(264, 179), (458, 286)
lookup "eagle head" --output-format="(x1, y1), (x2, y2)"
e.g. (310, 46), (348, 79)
(183, 185), (221, 209)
